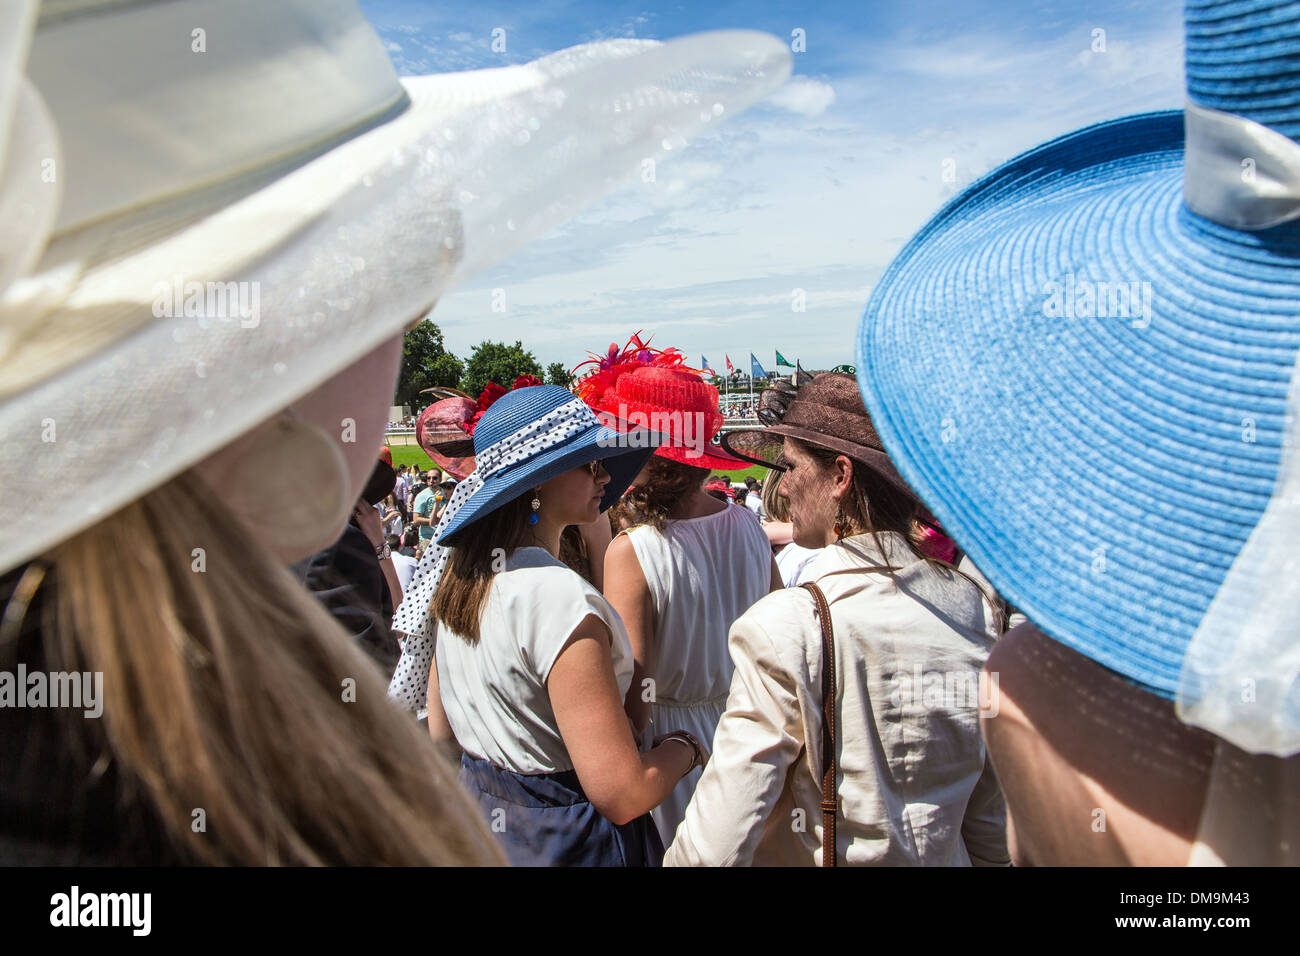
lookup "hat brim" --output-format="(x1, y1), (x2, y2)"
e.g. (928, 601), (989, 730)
(436, 422), (661, 546)
(587, 406), (749, 471)
(856, 109), (1300, 698)
(653, 442), (751, 471)
(0, 30), (791, 575)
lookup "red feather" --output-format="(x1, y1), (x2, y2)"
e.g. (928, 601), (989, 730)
(463, 376), (544, 435)
(572, 331), (698, 404)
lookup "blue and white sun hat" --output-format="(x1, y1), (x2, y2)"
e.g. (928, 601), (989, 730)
(857, 0), (1300, 756)
(388, 385), (660, 714)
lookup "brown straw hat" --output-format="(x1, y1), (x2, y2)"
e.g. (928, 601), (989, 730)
(720, 372), (917, 502)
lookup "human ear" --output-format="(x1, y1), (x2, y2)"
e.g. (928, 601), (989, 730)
(834, 455), (855, 498)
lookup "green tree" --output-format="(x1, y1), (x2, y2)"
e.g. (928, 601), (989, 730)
(396, 321), (464, 409)
(462, 340), (544, 399)
(546, 362), (574, 389)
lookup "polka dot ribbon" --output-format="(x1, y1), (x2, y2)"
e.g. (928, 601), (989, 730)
(388, 397), (599, 715)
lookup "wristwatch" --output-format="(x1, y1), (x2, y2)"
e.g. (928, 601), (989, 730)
(374, 541), (391, 561)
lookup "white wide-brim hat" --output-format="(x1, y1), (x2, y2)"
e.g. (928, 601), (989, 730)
(0, 0), (791, 574)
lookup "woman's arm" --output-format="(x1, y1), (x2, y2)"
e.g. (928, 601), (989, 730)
(424, 651), (461, 765)
(353, 502), (403, 609)
(548, 613), (698, 826)
(602, 534), (656, 733)
(578, 511), (613, 593)
(764, 520), (794, 548)
(665, 612), (802, 866)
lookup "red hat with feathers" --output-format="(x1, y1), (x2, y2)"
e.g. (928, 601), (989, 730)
(573, 332), (745, 470)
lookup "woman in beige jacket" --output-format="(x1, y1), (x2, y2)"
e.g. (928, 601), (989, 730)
(665, 374), (1009, 866)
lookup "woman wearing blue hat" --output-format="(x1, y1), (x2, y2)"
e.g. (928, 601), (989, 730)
(857, 0), (1300, 865)
(390, 385), (709, 866)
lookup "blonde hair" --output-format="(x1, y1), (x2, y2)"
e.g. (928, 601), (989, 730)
(761, 467), (788, 522)
(38, 469), (504, 866)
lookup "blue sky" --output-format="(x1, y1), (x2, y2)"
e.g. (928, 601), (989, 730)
(360, 0), (1184, 373)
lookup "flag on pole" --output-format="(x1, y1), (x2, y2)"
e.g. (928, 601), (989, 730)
(725, 355), (734, 374)
(751, 353), (770, 381)
(700, 355), (715, 376)
(775, 350), (793, 367)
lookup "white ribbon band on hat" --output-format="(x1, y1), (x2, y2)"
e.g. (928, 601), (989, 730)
(388, 396), (598, 716)
(1183, 100), (1300, 231)
(1176, 101), (1300, 754)
(1177, 352), (1300, 756)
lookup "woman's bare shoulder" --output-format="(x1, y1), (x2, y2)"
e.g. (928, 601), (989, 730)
(983, 622), (1215, 865)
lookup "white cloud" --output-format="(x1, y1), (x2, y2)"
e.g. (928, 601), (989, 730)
(388, 4), (1187, 372)
(768, 76), (836, 117)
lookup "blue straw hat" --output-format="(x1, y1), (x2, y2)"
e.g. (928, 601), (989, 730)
(436, 384), (659, 545)
(388, 384), (660, 714)
(856, 0), (1300, 700)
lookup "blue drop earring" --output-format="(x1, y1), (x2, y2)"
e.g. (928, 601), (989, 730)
(528, 493), (541, 525)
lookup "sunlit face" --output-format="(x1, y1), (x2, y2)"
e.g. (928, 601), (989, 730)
(777, 438), (843, 549)
(536, 458), (611, 527)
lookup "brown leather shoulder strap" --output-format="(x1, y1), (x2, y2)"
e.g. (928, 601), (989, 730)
(800, 581), (837, 867)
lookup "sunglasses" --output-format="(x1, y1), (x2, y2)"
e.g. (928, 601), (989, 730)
(582, 459), (608, 478)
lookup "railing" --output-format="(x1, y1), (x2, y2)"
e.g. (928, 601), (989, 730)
(383, 426), (419, 446)
(384, 419), (761, 448)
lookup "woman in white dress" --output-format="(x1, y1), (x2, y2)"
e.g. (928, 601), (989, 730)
(389, 385), (711, 866)
(575, 337), (779, 845)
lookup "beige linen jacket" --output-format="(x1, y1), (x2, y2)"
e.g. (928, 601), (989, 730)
(664, 532), (1010, 866)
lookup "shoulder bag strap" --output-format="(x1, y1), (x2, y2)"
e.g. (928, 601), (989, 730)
(800, 580), (837, 867)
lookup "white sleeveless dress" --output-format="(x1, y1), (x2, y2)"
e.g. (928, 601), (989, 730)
(624, 503), (773, 844)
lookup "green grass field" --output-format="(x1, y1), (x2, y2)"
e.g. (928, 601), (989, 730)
(386, 441), (769, 483)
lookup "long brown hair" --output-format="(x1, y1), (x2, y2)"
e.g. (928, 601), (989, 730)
(431, 493), (534, 642)
(790, 438), (921, 558)
(790, 437), (1004, 630)
(610, 455), (709, 531)
(31, 469), (504, 866)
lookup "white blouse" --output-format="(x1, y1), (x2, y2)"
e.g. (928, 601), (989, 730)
(435, 547), (634, 775)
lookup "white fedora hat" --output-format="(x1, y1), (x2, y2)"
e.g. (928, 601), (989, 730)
(0, 0), (790, 573)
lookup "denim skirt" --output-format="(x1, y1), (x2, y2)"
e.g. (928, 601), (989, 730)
(459, 753), (664, 867)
